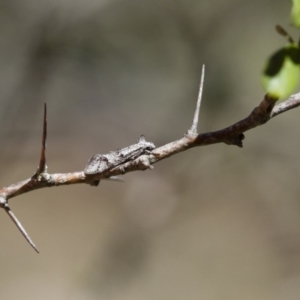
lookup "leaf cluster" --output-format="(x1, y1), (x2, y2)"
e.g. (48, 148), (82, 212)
(262, 0), (300, 99)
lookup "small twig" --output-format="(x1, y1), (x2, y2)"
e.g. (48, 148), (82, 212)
(3, 203), (39, 253)
(271, 92), (300, 117)
(275, 25), (294, 44)
(188, 65), (205, 135)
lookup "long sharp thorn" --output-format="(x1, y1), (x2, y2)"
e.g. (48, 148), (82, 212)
(189, 65), (205, 135)
(37, 103), (47, 175)
(4, 205), (39, 253)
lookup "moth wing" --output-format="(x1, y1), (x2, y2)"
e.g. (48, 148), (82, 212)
(84, 154), (110, 175)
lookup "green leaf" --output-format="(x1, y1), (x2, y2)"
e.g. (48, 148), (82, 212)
(291, 0), (300, 28)
(261, 45), (300, 99)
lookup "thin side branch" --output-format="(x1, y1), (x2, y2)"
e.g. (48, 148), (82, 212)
(275, 25), (294, 44)
(1, 77), (300, 252)
(271, 92), (300, 117)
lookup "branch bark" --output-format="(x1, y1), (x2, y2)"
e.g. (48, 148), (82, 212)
(1, 67), (300, 252)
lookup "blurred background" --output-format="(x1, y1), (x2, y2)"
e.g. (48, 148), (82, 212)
(0, 0), (299, 299)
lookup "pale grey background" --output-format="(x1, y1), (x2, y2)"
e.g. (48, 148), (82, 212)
(0, 0), (299, 299)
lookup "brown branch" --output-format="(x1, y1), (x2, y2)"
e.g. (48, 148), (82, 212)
(1, 68), (300, 252)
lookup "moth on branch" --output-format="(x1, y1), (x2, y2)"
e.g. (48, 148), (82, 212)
(0, 66), (300, 253)
(84, 135), (155, 187)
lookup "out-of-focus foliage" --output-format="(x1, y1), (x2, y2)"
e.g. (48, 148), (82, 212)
(261, 1), (300, 99)
(291, 0), (300, 27)
(262, 45), (300, 99)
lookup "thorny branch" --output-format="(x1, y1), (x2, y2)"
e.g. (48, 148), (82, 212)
(1, 66), (300, 253)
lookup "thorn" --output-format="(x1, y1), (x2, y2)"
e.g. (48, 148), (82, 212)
(188, 65), (205, 136)
(4, 204), (39, 253)
(36, 103), (47, 175)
